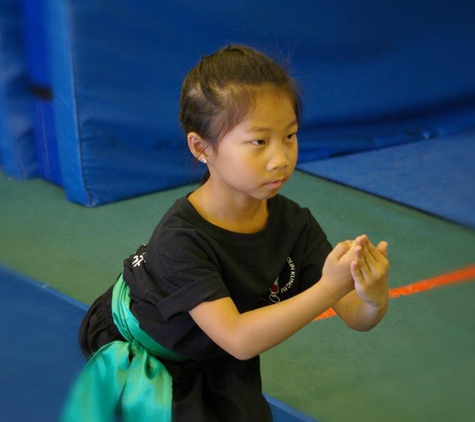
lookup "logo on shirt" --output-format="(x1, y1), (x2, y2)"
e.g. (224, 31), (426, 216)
(132, 252), (146, 267)
(268, 256), (296, 303)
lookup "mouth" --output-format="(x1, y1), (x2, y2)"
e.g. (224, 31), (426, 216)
(265, 179), (286, 189)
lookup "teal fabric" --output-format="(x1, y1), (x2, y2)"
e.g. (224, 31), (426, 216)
(61, 275), (183, 422)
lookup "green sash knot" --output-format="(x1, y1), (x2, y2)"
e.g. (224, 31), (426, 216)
(61, 274), (183, 422)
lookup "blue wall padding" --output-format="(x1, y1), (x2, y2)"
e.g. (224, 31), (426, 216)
(298, 101), (475, 161)
(31, 98), (62, 185)
(42, 0), (475, 206)
(46, 0), (202, 206)
(22, 0), (62, 186)
(0, 0), (37, 179)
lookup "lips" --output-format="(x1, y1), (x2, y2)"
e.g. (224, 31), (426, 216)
(266, 179), (285, 189)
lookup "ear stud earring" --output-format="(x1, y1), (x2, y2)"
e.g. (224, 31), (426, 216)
(201, 158), (207, 164)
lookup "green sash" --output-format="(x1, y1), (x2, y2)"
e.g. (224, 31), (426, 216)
(61, 274), (184, 422)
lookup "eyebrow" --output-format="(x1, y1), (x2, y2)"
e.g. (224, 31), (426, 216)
(247, 119), (299, 133)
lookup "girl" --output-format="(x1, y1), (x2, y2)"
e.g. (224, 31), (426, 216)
(63, 44), (389, 422)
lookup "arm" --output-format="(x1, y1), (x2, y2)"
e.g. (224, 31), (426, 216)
(333, 235), (389, 331)
(189, 241), (357, 360)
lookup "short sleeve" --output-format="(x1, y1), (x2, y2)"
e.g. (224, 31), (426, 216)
(146, 227), (231, 321)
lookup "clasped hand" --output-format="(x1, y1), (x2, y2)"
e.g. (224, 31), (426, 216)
(323, 235), (390, 308)
(348, 235), (389, 308)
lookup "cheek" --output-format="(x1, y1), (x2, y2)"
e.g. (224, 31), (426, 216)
(211, 150), (251, 179)
(225, 159), (263, 187)
(292, 152), (298, 168)
(288, 144), (299, 167)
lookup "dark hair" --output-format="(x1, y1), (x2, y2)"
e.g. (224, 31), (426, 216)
(179, 44), (301, 181)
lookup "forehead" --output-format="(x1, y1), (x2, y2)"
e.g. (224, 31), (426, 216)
(240, 91), (297, 130)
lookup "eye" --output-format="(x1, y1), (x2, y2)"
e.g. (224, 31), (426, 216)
(286, 132), (297, 141)
(250, 139), (267, 146)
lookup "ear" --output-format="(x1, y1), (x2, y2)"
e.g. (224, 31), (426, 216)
(187, 132), (212, 163)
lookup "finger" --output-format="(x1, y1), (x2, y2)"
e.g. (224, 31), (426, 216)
(351, 259), (364, 283)
(331, 241), (351, 260)
(355, 235), (370, 251)
(376, 241), (388, 257)
(355, 236), (376, 267)
(354, 244), (372, 280)
(364, 236), (387, 262)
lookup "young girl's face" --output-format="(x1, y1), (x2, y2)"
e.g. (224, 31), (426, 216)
(206, 91), (298, 202)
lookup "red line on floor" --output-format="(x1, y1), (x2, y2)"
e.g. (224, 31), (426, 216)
(314, 264), (475, 321)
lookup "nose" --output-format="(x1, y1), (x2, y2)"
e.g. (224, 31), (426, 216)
(267, 143), (290, 171)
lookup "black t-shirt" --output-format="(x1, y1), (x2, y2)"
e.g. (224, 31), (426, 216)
(123, 194), (332, 361)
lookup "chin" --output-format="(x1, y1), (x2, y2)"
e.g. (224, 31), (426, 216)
(257, 190), (281, 201)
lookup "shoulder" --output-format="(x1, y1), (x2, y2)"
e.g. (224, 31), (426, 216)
(272, 194), (317, 225)
(272, 194), (328, 242)
(150, 195), (209, 241)
(159, 195), (198, 226)
(149, 195), (211, 251)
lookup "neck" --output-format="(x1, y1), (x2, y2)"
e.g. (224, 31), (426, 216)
(188, 184), (269, 234)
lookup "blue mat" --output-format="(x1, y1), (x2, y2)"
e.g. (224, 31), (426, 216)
(0, 266), (87, 422)
(0, 264), (317, 422)
(297, 131), (475, 230)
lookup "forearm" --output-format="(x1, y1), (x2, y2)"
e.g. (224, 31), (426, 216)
(190, 241), (358, 360)
(333, 290), (388, 332)
(190, 277), (344, 360)
(235, 280), (345, 358)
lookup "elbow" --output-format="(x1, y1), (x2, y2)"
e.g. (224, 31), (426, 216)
(343, 314), (384, 332)
(231, 350), (257, 361)
(341, 302), (388, 332)
(223, 332), (262, 361)
(226, 339), (260, 361)
(348, 322), (377, 332)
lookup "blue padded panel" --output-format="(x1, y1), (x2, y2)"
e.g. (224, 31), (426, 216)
(298, 102), (475, 162)
(298, 131), (475, 230)
(44, 0), (475, 206)
(22, 0), (62, 186)
(0, 0), (37, 179)
(31, 98), (62, 185)
(45, 0), (201, 206)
